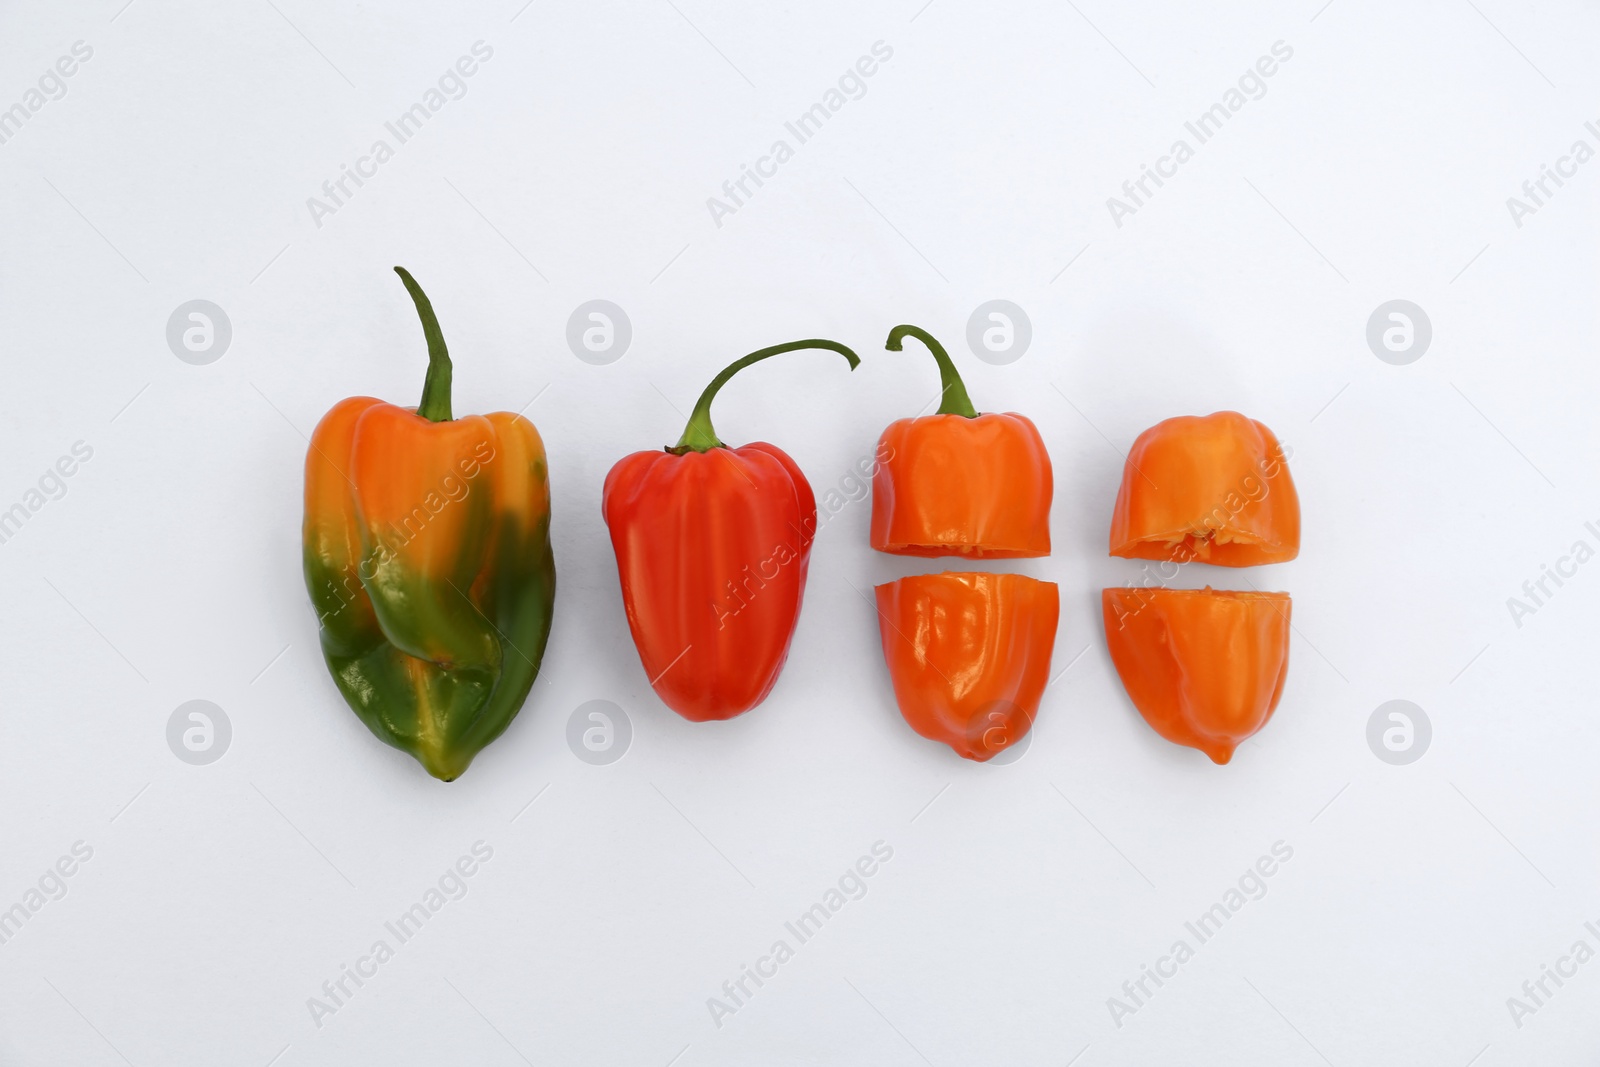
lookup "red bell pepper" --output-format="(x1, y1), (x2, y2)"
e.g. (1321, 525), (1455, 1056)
(602, 340), (859, 721)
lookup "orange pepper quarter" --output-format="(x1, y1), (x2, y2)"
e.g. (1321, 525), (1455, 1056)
(1109, 411), (1298, 567)
(1101, 587), (1290, 764)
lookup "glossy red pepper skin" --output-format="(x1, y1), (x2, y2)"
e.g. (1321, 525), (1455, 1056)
(603, 444), (815, 721)
(601, 339), (859, 721)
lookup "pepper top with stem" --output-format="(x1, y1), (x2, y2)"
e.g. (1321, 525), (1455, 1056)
(395, 266), (453, 423)
(886, 324), (977, 419)
(669, 340), (861, 454)
(869, 323), (1053, 558)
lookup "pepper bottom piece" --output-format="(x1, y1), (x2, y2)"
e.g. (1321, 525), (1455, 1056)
(1102, 587), (1291, 764)
(875, 572), (1059, 762)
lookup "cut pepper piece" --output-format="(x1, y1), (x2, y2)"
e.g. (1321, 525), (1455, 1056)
(1101, 587), (1290, 764)
(875, 572), (1058, 761)
(1109, 411), (1298, 567)
(870, 326), (1052, 558)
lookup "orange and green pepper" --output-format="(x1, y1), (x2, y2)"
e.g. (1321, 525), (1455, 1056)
(303, 268), (556, 781)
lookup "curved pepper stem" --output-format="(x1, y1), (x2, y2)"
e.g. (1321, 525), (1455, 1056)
(396, 266), (453, 423)
(886, 325), (978, 419)
(670, 339), (861, 453)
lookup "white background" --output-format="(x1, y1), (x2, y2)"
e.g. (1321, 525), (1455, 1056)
(2, 0), (1597, 1063)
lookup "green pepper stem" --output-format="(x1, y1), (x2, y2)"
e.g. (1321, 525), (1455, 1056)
(396, 266), (453, 423)
(885, 325), (977, 419)
(670, 340), (861, 453)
